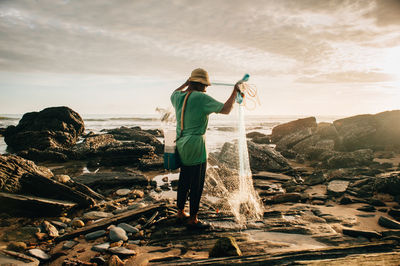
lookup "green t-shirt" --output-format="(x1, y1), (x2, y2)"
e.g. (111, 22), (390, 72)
(171, 90), (224, 166)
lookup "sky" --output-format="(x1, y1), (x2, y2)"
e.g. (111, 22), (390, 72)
(0, 0), (400, 116)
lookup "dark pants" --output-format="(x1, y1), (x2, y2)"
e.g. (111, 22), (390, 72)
(177, 162), (207, 216)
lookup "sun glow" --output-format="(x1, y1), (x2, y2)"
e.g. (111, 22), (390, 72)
(382, 46), (400, 81)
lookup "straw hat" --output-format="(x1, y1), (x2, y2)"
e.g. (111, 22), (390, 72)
(188, 68), (211, 86)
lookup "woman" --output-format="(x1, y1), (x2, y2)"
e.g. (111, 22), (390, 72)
(170, 68), (239, 229)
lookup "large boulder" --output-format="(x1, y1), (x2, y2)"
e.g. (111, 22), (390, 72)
(216, 141), (291, 172)
(271, 117), (317, 142)
(325, 149), (374, 169)
(333, 110), (400, 151)
(104, 126), (163, 154)
(4, 107), (84, 152)
(374, 172), (400, 196)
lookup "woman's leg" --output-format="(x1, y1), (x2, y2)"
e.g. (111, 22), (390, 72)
(177, 165), (192, 216)
(188, 162), (207, 223)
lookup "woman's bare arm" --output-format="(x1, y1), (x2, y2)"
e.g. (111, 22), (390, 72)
(219, 83), (240, 115)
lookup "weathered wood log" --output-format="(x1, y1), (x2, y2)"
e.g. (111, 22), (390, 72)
(57, 203), (171, 242)
(0, 192), (76, 217)
(171, 241), (397, 265)
(68, 181), (105, 201)
(0, 250), (40, 265)
(72, 171), (150, 190)
(19, 173), (95, 207)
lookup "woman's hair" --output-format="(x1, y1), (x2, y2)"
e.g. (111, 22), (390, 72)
(188, 81), (206, 91)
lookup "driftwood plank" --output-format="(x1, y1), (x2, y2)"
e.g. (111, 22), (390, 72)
(0, 192), (77, 217)
(57, 203), (171, 242)
(170, 241), (398, 265)
(20, 173), (95, 207)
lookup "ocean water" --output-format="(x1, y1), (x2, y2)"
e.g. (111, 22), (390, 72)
(0, 113), (342, 155)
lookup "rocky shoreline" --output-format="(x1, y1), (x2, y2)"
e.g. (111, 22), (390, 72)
(1, 106), (400, 265)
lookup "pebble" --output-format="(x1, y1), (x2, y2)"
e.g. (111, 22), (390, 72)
(160, 183), (170, 191)
(71, 219), (85, 228)
(155, 187), (162, 193)
(108, 255), (124, 265)
(83, 211), (113, 220)
(92, 242), (110, 252)
(116, 188), (131, 196)
(162, 176), (168, 182)
(118, 223), (140, 234)
(59, 217), (71, 224)
(110, 240), (123, 248)
(128, 240), (140, 245)
(54, 174), (71, 183)
(62, 240), (78, 250)
(85, 230), (107, 240)
(108, 246), (136, 256)
(109, 227), (128, 242)
(132, 189), (145, 198)
(90, 256), (106, 265)
(28, 248), (50, 260)
(42, 221), (59, 238)
(7, 241), (27, 252)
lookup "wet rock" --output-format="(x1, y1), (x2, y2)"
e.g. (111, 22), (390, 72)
(118, 223), (139, 234)
(326, 149), (374, 169)
(160, 183), (169, 191)
(267, 193), (302, 204)
(109, 227), (128, 242)
(62, 240), (78, 250)
(7, 241), (27, 252)
(73, 134), (119, 157)
(83, 211), (113, 220)
(92, 242), (110, 252)
(105, 126), (163, 154)
(90, 256), (107, 265)
(85, 230), (107, 240)
(342, 228), (381, 239)
(369, 198), (386, 207)
(340, 196), (353, 205)
(42, 220), (59, 238)
(378, 216), (400, 229)
(209, 236), (242, 258)
(304, 171), (326, 186)
(276, 128), (314, 151)
(28, 248), (50, 260)
(327, 180), (349, 196)
(271, 117), (317, 142)
(357, 205), (376, 212)
(374, 173), (400, 196)
(216, 141), (291, 172)
(4, 106), (84, 152)
(388, 208), (400, 219)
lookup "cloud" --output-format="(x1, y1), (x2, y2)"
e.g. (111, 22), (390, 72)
(0, 0), (399, 81)
(297, 71), (396, 83)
